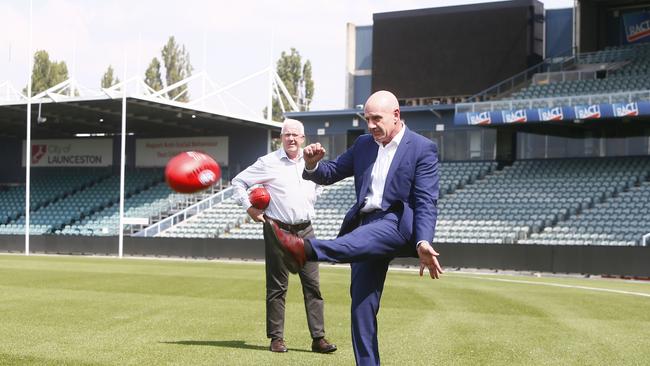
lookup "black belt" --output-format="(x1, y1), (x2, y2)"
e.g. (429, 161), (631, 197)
(360, 209), (383, 216)
(359, 209), (391, 224)
(274, 220), (312, 232)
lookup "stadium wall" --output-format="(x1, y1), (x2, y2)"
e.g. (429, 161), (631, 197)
(2, 236), (649, 277)
(228, 127), (269, 178)
(0, 137), (24, 183)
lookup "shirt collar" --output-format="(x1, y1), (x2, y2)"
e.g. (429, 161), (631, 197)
(376, 123), (406, 148)
(279, 147), (302, 162)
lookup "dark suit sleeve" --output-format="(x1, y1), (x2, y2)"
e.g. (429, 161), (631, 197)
(413, 141), (439, 247)
(302, 140), (356, 185)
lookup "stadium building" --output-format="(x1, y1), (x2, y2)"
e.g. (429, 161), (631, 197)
(1, 0), (649, 276)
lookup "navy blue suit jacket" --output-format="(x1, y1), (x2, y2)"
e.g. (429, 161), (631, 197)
(303, 127), (439, 255)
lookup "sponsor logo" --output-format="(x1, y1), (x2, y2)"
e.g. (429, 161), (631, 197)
(538, 107), (564, 121)
(574, 105), (601, 119)
(627, 19), (650, 43)
(31, 144), (47, 164)
(467, 112), (491, 125)
(198, 170), (216, 186)
(612, 102), (639, 117)
(502, 109), (527, 123)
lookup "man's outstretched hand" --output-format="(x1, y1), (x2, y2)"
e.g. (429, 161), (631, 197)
(303, 143), (326, 170)
(417, 241), (443, 279)
(247, 207), (266, 223)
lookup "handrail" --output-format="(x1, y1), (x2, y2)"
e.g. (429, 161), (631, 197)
(463, 43), (650, 104)
(532, 70), (600, 84)
(133, 186), (236, 237)
(643, 233), (650, 247)
(455, 88), (650, 114)
(121, 181), (224, 235)
(575, 44), (650, 63)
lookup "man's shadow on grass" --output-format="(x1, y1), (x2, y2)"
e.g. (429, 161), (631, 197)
(160, 340), (312, 353)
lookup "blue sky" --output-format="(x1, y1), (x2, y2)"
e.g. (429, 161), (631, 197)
(0, 0), (572, 116)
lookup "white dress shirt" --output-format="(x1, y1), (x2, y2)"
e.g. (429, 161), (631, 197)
(232, 148), (320, 224)
(360, 124), (406, 213)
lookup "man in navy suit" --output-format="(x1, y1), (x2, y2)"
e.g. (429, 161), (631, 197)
(266, 90), (442, 365)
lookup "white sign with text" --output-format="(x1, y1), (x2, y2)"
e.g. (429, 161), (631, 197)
(23, 139), (113, 167)
(136, 136), (228, 167)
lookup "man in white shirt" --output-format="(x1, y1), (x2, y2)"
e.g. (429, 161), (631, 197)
(231, 119), (337, 354)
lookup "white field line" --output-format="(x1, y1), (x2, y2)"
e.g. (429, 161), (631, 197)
(455, 275), (650, 299)
(4, 253), (649, 298)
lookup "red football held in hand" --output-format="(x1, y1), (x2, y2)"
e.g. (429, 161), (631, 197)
(165, 151), (221, 193)
(249, 187), (271, 209)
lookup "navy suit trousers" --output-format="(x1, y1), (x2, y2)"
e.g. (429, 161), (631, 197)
(309, 211), (408, 365)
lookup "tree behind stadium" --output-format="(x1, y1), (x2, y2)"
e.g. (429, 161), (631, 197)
(24, 50), (69, 96)
(143, 36), (193, 102)
(100, 65), (120, 88)
(264, 48), (314, 121)
(144, 58), (163, 92)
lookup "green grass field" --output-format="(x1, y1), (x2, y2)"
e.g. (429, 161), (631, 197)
(1, 254), (649, 366)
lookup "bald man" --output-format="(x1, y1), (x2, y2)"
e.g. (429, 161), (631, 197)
(232, 119), (336, 354)
(264, 91), (442, 365)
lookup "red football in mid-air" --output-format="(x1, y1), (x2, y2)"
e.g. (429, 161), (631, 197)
(165, 151), (221, 193)
(249, 187), (271, 209)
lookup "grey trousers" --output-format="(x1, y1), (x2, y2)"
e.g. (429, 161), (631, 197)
(263, 223), (325, 340)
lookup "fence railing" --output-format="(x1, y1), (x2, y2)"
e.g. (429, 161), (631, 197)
(133, 186), (235, 237)
(531, 70), (600, 84)
(643, 233), (650, 247)
(464, 53), (575, 103)
(122, 181), (225, 235)
(462, 44), (650, 105)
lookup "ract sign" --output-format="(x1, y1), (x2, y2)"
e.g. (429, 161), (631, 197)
(467, 111), (491, 125)
(502, 109), (527, 123)
(574, 105), (601, 119)
(624, 12), (650, 43)
(538, 107), (563, 121)
(612, 102), (639, 117)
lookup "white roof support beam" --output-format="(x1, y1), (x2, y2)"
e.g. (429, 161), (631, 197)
(273, 79), (286, 114)
(150, 71), (206, 99)
(0, 81), (27, 102)
(1, 64), (287, 124)
(188, 67), (270, 106)
(273, 71), (299, 112)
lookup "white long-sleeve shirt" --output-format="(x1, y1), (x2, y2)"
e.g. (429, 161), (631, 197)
(360, 123), (406, 212)
(231, 148), (320, 224)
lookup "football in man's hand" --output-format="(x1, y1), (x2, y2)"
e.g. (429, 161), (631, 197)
(165, 151), (221, 193)
(249, 187), (271, 209)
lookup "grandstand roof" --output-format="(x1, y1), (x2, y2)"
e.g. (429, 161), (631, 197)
(0, 72), (286, 139)
(0, 96), (281, 139)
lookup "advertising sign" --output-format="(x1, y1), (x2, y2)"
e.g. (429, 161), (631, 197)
(136, 136), (228, 167)
(23, 139), (112, 167)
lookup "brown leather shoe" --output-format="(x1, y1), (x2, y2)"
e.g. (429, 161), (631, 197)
(266, 219), (306, 274)
(311, 338), (337, 353)
(270, 338), (288, 353)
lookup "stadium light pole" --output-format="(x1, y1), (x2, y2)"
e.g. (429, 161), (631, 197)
(24, 0), (33, 256)
(118, 53), (127, 258)
(202, 30), (207, 109)
(266, 30), (274, 122)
